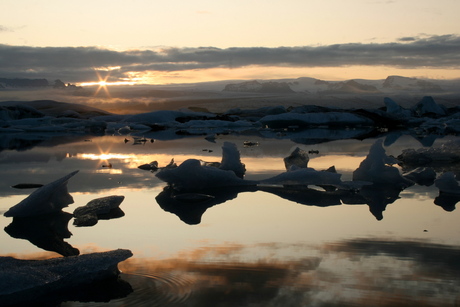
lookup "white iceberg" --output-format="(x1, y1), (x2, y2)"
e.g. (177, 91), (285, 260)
(412, 96), (446, 117)
(155, 159), (256, 191)
(353, 140), (413, 188)
(219, 141), (246, 178)
(384, 97), (411, 118)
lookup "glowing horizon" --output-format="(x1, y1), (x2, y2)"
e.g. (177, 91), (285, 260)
(1, 1), (459, 85)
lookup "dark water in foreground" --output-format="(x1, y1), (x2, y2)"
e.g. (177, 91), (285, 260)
(1, 134), (459, 306)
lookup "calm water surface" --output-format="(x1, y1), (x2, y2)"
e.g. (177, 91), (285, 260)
(1, 134), (459, 306)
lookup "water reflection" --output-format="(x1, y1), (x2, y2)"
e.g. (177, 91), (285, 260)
(111, 239), (460, 307)
(1, 134), (460, 306)
(156, 186), (257, 225)
(434, 192), (460, 212)
(4, 212), (79, 256)
(259, 185), (342, 207)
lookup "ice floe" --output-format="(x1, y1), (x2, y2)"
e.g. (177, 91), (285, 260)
(156, 159), (257, 191)
(0, 249), (133, 306)
(73, 195), (125, 227)
(2, 96), (460, 150)
(4, 170), (79, 218)
(353, 140), (413, 188)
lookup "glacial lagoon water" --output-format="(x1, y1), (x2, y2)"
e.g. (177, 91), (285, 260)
(1, 133), (460, 306)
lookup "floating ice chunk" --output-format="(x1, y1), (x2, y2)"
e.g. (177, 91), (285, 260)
(444, 119), (460, 134)
(259, 112), (374, 128)
(412, 96), (446, 117)
(219, 142), (246, 178)
(353, 140), (413, 188)
(175, 119), (254, 129)
(397, 139), (460, 167)
(435, 172), (460, 194)
(24, 125), (68, 132)
(403, 167), (436, 186)
(155, 159), (256, 191)
(138, 161), (159, 171)
(384, 97), (411, 117)
(123, 110), (212, 125)
(284, 147), (309, 170)
(0, 249), (132, 306)
(4, 171), (79, 217)
(73, 195), (125, 227)
(259, 167), (342, 188)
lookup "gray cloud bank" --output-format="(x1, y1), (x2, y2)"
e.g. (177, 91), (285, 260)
(0, 34), (459, 82)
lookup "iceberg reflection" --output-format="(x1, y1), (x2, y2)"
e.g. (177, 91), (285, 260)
(4, 212), (79, 256)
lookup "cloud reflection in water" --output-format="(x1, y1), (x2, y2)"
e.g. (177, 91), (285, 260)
(115, 240), (460, 307)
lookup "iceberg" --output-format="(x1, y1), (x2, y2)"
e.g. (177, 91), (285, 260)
(0, 249), (133, 306)
(259, 112), (374, 129)
(156, 159), (257, 191)
(4, 171), (79, 218)
(353, 140), (413, 188)
(412, 96), (446, 117)
(219, 141), (246, 178)
(384, 97), (411, 118)
(397, 140), (460, 169)
(122, 110), (213, 126)
(260, 167), (343, 188)
(73, 195), (125, 227)
(284, 147), (309, 170)
(403, 167), (436, 186)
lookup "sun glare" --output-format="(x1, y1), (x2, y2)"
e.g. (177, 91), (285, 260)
(77, 69), (136, 95)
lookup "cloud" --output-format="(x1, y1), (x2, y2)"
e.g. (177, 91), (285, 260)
(0, 34), (459, 82)
(0, 25), (12, 32)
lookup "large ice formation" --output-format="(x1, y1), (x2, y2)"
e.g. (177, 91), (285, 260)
(4, 171), (79, 217)
(284, 147), (309, 170)
(156, 159), (257, 191)
(260, 167), (343, 188)
(219, 141), (246, 178)
(353, 140), (413, 188)
(0, 249), (132, 306)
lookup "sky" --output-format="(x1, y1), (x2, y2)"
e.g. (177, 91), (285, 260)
(0, 0), (459, 85)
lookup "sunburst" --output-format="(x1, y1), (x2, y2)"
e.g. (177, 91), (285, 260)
(94, 70), (111, 97)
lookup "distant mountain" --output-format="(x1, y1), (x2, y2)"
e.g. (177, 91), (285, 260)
(220, 76), (448, 96)
(383, 76), (443, 92)
(0, 77), (83, 90)
(316, 80), (381, 94)
(0, 78), (49, 88)
(223, 80), (296, 94)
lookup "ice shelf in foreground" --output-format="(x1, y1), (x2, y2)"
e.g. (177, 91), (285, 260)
(0, 249), (133, 306)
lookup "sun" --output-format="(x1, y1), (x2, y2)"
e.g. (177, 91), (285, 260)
(94, 71), (111, 97)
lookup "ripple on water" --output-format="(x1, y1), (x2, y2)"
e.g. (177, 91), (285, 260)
(119, 271), (197, 306)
